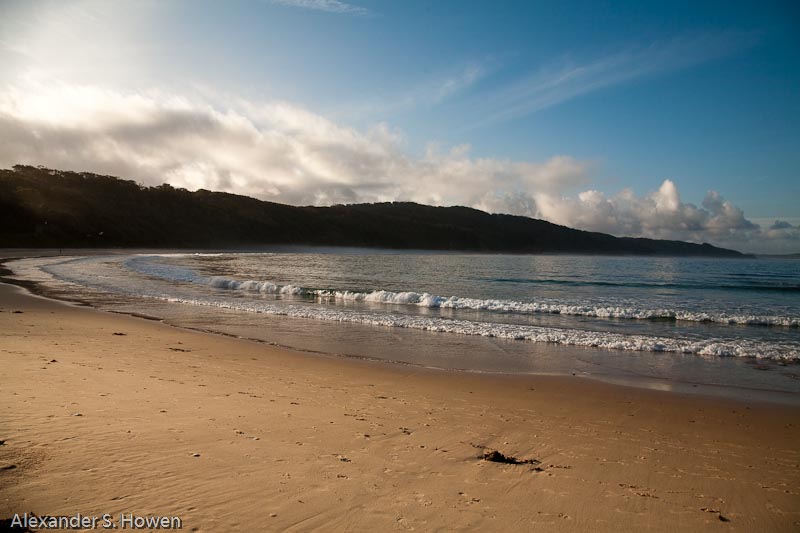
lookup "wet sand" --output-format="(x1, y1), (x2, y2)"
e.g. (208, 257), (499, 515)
(1, 281), (799, 531)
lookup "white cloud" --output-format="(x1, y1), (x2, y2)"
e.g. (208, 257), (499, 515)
(268, 0), (369, 16)
(0, 80), (584, 209)
(0, 80), (794, 253)
(534, 181), (760, 243)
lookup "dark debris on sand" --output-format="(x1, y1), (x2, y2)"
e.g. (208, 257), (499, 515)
(478, 448), (544, 470)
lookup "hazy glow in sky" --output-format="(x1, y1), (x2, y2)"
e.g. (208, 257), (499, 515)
(0, 0), (798, 253)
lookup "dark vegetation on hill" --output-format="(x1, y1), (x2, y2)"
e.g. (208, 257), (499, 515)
(0, 165), (748, 256)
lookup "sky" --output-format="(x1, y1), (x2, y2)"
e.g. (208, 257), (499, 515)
(0, 0), (798, 253)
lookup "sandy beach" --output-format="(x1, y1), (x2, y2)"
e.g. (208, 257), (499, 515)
(1, 280), (799, 531)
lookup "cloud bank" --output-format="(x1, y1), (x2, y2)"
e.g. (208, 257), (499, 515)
(537, 182), (761, 243)
(0, 81), (588, 207)
(0, 81), (795, 253)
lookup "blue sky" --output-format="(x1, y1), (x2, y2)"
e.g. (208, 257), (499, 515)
(0, 0), (798, 252)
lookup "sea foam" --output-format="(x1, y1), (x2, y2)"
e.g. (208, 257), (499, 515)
(150, 293), (798, 361)
(124, 256), (800, 328)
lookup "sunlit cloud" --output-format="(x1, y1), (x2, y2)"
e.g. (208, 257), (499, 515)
(534, 181), (760, 242)
(0, 80), (585, 206)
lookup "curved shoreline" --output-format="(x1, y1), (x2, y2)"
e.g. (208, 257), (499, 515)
(3, 252), (800, 405)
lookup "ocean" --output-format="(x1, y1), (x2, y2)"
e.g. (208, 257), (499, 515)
(8, 250), (800, 403)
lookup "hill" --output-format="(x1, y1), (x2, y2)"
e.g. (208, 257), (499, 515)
(0, 165), (748, 257)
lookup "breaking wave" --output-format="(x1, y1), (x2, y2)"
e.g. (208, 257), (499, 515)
(124, 256), (800, 328)
(150, 293), (798, 361)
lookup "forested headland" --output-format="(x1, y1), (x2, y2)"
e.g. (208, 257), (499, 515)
(0, 165), (748, 257)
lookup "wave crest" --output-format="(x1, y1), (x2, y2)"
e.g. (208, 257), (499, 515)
(122, 256), (800, 328)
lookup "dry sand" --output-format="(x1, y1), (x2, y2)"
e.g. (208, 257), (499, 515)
(1, 281), (799, 531)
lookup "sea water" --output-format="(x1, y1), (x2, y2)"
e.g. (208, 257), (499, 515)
(8, 250), (800, 403)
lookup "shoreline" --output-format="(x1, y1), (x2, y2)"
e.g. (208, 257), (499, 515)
(2, 280), (799, 530)
(3, 253), (800, 407)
